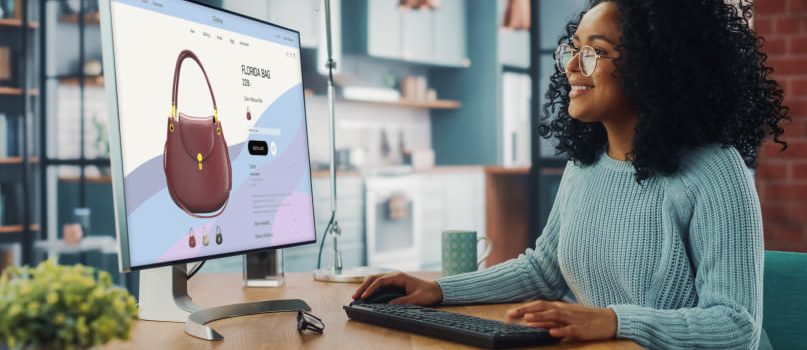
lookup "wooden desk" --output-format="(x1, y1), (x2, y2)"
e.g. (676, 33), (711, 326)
(104, 272), (640, 350)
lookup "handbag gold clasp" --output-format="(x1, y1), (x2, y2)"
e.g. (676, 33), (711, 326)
(169, 105), (177, 132)
(197, 153), (203, 171)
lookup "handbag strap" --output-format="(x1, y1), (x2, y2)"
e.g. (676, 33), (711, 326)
(169, 49), (218, 124)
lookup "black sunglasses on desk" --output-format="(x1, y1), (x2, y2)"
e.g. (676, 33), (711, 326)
(297, 310), (325, 334)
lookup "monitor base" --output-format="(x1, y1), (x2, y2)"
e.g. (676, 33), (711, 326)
(313, 266), (393, 283)
(138, 264), (199, 322)
(138, 264), (310, 340)
(185, 298), (310, 340)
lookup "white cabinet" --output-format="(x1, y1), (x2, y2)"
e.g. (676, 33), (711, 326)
(350, 0), (469, 67)
(282, 170), (484, 273)
(362, 170), (484, 272)
(367, 0), (402, 58)
(417, 170), (485, 270)
(266, 0), (321, 48)
(223, 0), (319, 48)
(283, 175), (364, 272)
(365, 176), (422, 271)
(222, 0), (341, 75)
(399, 7), (434, 62)
(432, 0), (469, 67)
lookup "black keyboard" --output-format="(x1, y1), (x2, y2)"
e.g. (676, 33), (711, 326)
(343, 303), (560, 348)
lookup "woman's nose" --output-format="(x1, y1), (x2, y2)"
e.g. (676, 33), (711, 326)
(566, 51), (581, 76)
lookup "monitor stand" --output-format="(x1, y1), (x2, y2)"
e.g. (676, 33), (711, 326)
(138, 264), (310, 340)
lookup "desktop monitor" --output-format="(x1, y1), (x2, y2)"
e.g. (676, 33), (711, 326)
(99, 0), (317, 331)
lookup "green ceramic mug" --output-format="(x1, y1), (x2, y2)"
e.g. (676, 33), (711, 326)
(441, 230), (492, 276)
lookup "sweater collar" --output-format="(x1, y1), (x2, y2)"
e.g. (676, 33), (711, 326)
(597, 148), (635, 173)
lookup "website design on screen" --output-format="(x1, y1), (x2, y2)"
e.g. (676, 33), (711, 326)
(110, 0), (315, 268)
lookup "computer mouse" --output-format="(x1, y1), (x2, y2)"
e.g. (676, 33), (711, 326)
(351, 286), (408, 305)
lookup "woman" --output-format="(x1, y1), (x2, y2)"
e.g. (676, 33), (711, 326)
(353, 0), (788, 348)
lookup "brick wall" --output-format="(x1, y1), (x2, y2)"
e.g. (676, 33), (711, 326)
(755, 0), (807, 252)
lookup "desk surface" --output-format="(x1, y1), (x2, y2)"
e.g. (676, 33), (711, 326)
(104, 272), (641, 350)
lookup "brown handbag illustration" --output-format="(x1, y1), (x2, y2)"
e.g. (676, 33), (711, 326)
(164, 49), (231, 218)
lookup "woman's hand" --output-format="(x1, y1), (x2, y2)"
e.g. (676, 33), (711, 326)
(352, 272), (444, 306)
(506, 300), (618, 341)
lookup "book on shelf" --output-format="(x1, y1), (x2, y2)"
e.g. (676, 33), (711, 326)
(14, 0), (23, 20)
(0, 186), (4, 226)
(0, 113), (7, 157)
(0, 0), (23, 20)
(0, 183), (22, 225)
(3, 113), (20, 157)
(0, 46), (10, 82)
(0, 243), (20, 273)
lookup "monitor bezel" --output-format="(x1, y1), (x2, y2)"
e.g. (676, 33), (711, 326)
(99, 0), (318, 272)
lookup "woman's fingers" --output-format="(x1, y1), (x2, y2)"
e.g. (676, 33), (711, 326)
(507, 300), (562, 319)
(548, 325), (582, 340)
(524, 309), (570, 323)
(525, 321), (563, 329)
(361, 272), (407, 299)
(360, 276), (391, 299)
(512, 302), (618, 341)
(352, 274), (382, 299)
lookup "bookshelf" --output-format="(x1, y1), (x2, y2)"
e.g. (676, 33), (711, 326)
(0, 0), (39, 268)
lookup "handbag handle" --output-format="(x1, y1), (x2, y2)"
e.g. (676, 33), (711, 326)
(169, 50), (218, 124)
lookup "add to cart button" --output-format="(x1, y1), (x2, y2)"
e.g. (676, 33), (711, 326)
(248, 140), (269, 156)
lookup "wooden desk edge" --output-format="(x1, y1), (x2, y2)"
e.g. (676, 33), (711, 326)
(106, 272), (641, 350)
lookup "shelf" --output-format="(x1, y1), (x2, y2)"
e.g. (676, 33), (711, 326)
(0, 157), (23, 164)
(59, 175), (112, 184)
(0, 224), (40, 234)
(341, 97), (461, 110)
(58, 12), (100, 25)
(485, 166), (530, 176)
(0, 18), (39, 29)
(0, 86), (39, 96)
(0, 157), (39, 164)
(58, 75), (104, 87)
(34, 236), (118, 255)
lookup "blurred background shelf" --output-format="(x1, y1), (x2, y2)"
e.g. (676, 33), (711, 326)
(57, 12), (100, 25)
(0, 157), (24, 164)
(341, 97), (461, 110)
(57, 74), (104, 86)
(58, 174), (112, 184)
(0, 157), (40, 164)
(0, 224), (40, 234)
(0, 86), (39, 95)
(0, 18), (39, 28)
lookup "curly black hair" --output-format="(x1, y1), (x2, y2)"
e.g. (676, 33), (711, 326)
(538, 0), (789, 182)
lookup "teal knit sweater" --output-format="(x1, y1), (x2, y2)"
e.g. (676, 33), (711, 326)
(437, 145), (771, 349)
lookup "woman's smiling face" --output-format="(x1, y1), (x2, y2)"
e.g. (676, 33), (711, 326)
(566, 2), (633, 123)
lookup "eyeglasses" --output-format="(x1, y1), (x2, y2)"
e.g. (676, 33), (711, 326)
(297, 310), (325, 334)
(555, 43), (616, 77)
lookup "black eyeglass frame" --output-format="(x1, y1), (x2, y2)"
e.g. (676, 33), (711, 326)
(297, 310), (325, 334)
(555, 43), (617, 77)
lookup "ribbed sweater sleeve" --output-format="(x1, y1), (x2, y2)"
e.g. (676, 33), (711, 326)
(609, 148), (765, 349)
(435, 163), (573, 305)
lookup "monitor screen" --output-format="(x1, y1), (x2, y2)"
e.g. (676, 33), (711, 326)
(102, 0), (316, 270)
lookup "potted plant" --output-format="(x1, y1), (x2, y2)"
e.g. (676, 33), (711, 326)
(0, 259), (138, 350)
